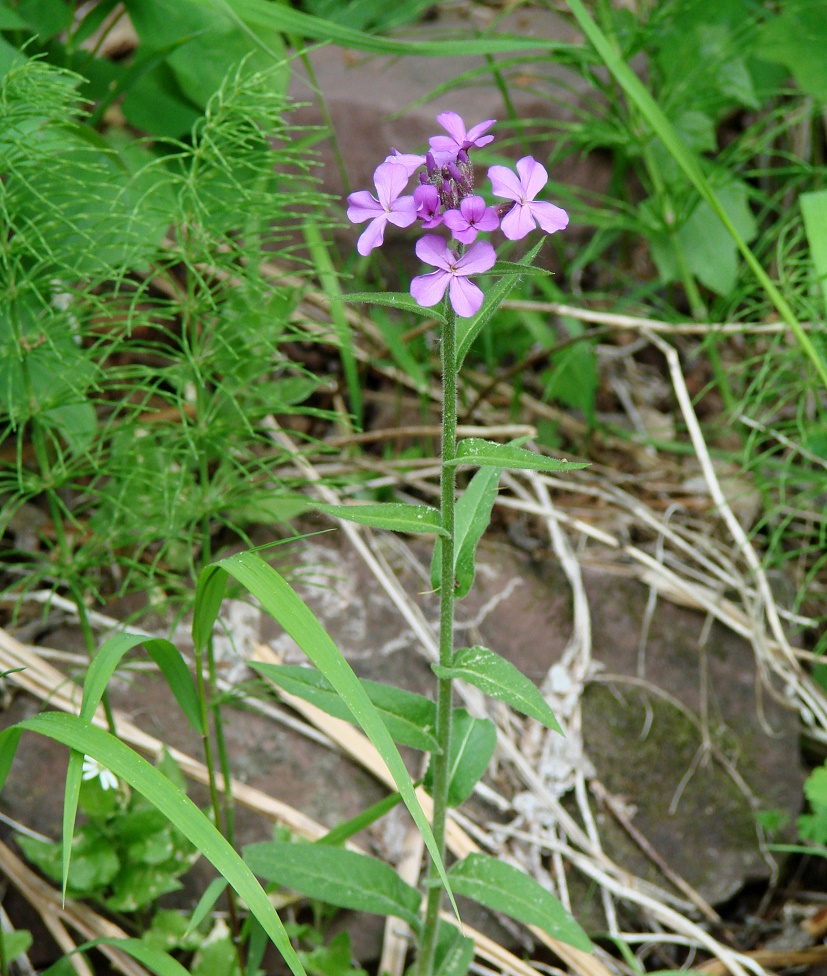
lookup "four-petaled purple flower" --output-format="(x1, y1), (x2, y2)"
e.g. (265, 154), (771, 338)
(410, 236), (496, 318)
(488, 156), (569, 241)
(346, 115), (570, 312)
(442, 195), (499, 244)
(429, 111), (495, 161)
(346, 162), (417, 256)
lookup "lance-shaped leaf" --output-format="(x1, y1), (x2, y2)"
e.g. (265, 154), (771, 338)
(311, 501), (447, 536)
(343, 291), (446, 322)
(251, 662), (438, 752)
(425, 709), (496, 807)
(432, 466), (501, 598)
(245, 842), (422, 928)
(434, 647), (562, 733)
(7, 714), (307, 976)
(445, 438), (589, 473)
(220, 550), (457, 916)
(449, 852), (591, 950)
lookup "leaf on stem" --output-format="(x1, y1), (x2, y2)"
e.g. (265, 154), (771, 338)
(311, 501), (448, 536)
(445, 438), (589, 472)
(433, 646), (562, 733)
(449, 852), (592, 950)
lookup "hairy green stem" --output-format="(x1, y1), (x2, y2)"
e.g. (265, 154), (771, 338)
(417, 298), (458, 976)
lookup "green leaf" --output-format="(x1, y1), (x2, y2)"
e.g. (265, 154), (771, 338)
(185, 877), (228, 938)
(244, 842), (422, 928)
(432, 467), (501, 599)
(105, 864), (184, 912)
(9, 714), (307, 976)
(563, 0), (827, 391)
(43, 937), (193, 976)
(193, 564), (228, 654)
(317, 790), (407, 847)
(434, 647), (562, 733)
(448, 852), (592, 950)
(228, 0), (573, 57)
(802, 191), (827, 318)
(343, 291), (446, 323)
(446, 439), (589, 472)
(757, 0), (827, 100)
(434, 923), (475, 976)
(489, 261), (552, 277)
(425, 709), (496, 808)
(250, 662), (438, 752)
(0, 930), (32, 961)
(311, 501), (448, 536)
(455, 240), (544, 369)
(220, 551), (457, 916)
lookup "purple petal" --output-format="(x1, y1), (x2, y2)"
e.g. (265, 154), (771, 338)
(415, 234), (454, 271)
(356, 215), (389, 256)
(434, 111), (467, 145)
(386, 196), (418, 226)
(385, 150), (427, 178)
(346, 190), (382, 224)
(373, 161), (409, 208)
(488, 164), (524, 202)
(427, 144), (457, 166)
(465, 119), (496, 146)
(528, 200), (569, 235)
(448, 276), (485, 317)
(455, 240), (497, 275)
(442, 208), (469, 233)
(500, 202), (537, 241)
(411, 269), (450, 308)
(476, 206), (500, 232)
(460, 195), (486, 222)
(515, 156), (548, 202)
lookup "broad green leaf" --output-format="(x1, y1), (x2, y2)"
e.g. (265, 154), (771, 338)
(343, 291), (446, 323)
(311, 501), (447, 536)
(802, 191), (827, 317)
(220, 551), (457, 915)
(434, 647), (562, 733)
(432, 467), (501, 599)
(425, 709), (496, 808)
(10, 713), (306, 976)
(757, 0), (827, 101)
(564, 0), (827, 390)
(0, 930), (32, 961)
(244, 842), (422, 928)
(250, 662), (438, 752)
(193, 564), (228, 654)
(105, 864), (184, 912)
(455, 240), (544, 369)
(445, 439), (589, 473)
(449, 852), (592, 950)
(434, 923), (475, 976)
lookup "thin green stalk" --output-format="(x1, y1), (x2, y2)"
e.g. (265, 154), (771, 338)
(417, 296), (458, 976)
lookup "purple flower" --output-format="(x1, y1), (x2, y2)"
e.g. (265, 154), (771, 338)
(410, 235), (496, 318)
(414, 184), (443, 228)
(347, 162), (418, 256)
(488, 156), (569, 241)
(429, 112), (496, 161)
(385, 148), (427, 178)
(443, 195), (500, 244)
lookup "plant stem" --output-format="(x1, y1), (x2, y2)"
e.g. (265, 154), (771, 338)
(417, 299), (458, 976)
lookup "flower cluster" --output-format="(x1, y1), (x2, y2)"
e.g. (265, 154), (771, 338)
(346, 112), (569, 317)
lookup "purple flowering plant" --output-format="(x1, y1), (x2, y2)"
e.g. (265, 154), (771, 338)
(342, 114), (588, 976)
(347, 110), (569, 318)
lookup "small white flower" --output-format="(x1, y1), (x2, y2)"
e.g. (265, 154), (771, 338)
(81, 756), (118, 791)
